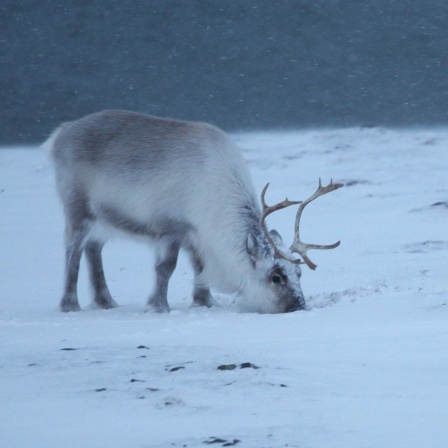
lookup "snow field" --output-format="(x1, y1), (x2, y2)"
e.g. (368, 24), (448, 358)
(1, 127), (447, 447)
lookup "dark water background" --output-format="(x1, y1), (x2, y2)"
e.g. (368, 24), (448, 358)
(1, 0), (447, 144)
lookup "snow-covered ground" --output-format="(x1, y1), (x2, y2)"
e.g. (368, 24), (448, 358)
(1, 127), (447, 448)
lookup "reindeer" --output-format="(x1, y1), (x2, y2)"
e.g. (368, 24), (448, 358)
(44, 110), (342, 314)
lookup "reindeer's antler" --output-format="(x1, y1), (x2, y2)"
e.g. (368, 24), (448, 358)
(260, 183), (303, 264)
(260, 179), (343, 270)
(289, 179), (343, 270)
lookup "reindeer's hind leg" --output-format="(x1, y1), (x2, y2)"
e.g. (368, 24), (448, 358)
(84, 240), (118, 309)
(60, 196), (92, 312)
(61, 228), (84, 312)
(147, 239), (180, 313)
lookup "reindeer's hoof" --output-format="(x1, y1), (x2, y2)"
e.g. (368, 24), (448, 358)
(60, 297), (81, 312)
(146, 297), (170, 314)
(192, 289), (214, 308)
(146, 304), (170, 314)
(92, 295), (119, 310)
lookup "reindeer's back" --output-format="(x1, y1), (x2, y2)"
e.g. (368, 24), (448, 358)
(47, 110), (257, 231)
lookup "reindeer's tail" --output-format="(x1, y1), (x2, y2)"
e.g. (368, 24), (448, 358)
(41, 123), (69, 157)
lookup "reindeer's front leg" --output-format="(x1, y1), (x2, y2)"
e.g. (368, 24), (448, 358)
(147, 239), (180, 313)
(187, 245), (214, 308)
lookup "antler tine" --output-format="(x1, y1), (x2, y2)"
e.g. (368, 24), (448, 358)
(261, 183), (302, 217)
(260, 183), (303, 264)
(290, 179), (343, 270)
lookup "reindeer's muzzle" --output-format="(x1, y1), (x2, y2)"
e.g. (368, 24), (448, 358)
(284, 296), (306, 313)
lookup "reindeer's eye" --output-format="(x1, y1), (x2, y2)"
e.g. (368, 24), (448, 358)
(271, 274), (283, 285)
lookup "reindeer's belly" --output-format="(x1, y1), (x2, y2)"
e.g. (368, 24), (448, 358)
(93, 202), (193, 241)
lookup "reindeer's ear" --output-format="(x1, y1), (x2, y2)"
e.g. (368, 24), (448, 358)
(247, 231), (262, 265)
(269, 229), (283, 247)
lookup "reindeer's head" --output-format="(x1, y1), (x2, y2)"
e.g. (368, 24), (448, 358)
(244, 179), (343, 314)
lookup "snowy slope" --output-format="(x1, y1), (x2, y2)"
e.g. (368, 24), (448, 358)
(1, 127), (447, 448)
